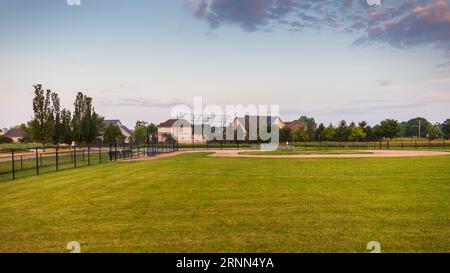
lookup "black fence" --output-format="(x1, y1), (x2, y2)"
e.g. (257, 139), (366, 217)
(287, 139), (449, 150)
(0, 142), (177, 182)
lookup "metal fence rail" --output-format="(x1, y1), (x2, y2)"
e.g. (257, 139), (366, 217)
(0, 142), (177, 182)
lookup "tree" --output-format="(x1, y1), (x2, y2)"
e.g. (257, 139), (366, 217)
(279, 127), (292, 142)
(335, 120), (351, 141)
(60, 109), (73, 144)
(348, 127), (367, 142)
(358, 121), (368, 129)
(403, 117), (431, 138)
(426, 124), (443, 140)
(315, 123), (325, 141)
(72, 92), (103, 144)
(299, 116), (317, 141)
(148, 123), (158, 142)
(376, 119), (401, 140)
(29, 85), (55, 145)
(0, 136), (13, 144)
(292, 128), (307, 142)
(51, 92), (61, 144)
(103, 124), (123, 145)
(320, 124), (336, 141)
(441, 119), (450, 137)
(134, 122), (148, 143)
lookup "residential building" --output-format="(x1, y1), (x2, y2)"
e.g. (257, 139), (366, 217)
(284, 120), (307, 131)
(157, 119), (207, 144)
(4, 128), (24, 143)
(103, 120), (132, 143)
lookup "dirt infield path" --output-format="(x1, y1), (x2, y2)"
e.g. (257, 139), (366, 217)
(209, 150), (450, 158)
(123, 149), (450, 161)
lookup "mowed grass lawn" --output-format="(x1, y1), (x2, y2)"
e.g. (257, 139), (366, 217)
(239, 150), (373, 155)
(0, 153), (449, 253)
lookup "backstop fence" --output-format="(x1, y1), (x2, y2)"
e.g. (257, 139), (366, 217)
(0, 142), (177, 182)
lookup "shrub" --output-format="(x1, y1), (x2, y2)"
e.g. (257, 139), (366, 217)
(0, 136), (13, 144)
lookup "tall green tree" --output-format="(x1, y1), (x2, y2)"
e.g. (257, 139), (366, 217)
(51, 92), (61, 144)
(335, 120), (351, 141)
(426, 124), (443, 140)
(315, 123), (325, 141)
(441, 119), (450, 136)
(29, 85), (55, 145)
(134, 121), (148, 143)
(147, 123), (157, 142)
(279, 127), (292, 142)
(320, 124), (336, 141)
(403, 117), (431, 138)
(72, 92), (103, 144)
(60, 109), (73, 144)
(348, 127), (367, 142)
(103, 124), (123, 145)
(376, 119), (401, 140)
(299, 116), (317, 141)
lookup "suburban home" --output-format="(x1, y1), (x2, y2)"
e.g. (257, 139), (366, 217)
(4, 128), (24, 143)
(157, 119), (207, 144)
(233, 115), (285, 141)
(283, 120), (307, 131)
(0, 128), (3, 136)
(103, 120), (132, 143)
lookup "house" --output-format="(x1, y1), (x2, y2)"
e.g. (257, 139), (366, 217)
(157, 119), (207, 144)
(233, 115), (285, 141)
(4, 128), (24, 143)
(283, 120), (307, 131)
(0, 128), (3, 136)
(103, 120), (132, 143)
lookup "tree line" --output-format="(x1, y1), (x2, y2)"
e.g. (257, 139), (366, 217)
(279, 116), (450, 143)
(21, 84), (104, 145)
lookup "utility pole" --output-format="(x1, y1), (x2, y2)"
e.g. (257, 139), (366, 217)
(418, 120), (421, 139)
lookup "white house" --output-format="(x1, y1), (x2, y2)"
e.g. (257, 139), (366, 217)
(157, 119), (208, 144)
(103, 120), (132, 143)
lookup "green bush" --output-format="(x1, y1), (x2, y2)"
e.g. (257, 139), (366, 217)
(0, 136), (13, 144)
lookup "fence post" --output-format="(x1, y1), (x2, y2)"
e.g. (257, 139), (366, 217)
(20, 155), (23, 170)
(88, 145), (91, 166)
(109, 144), (112, 161)
(130, 142), (133, 159)
(56, 145), (59, 172)
(82, 148), (85, 161)
(35, 148), (39, 175)
(73, 145), (77, 168)
(11, 149), (15, 180)
(99, 144), (102, 163)
(387, 140), (390, 150)
(115, 143), (117, 161)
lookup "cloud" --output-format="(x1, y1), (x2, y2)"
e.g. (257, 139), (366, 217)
(185, 0), (450, 55)
(99, 98), (192, 108)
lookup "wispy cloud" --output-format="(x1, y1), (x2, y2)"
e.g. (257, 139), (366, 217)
(98, 98), (192, 108)
(185, 0), (450, 55)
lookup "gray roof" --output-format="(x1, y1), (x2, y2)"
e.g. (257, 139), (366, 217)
(103, 120), (132, 136)
(4, 128), (24, 138)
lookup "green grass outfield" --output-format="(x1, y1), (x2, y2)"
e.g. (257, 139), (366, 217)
(239, 150), (373, 155)
(0, 152), (449, 253)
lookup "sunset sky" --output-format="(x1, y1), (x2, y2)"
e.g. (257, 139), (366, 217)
(1, 0), (449, 128)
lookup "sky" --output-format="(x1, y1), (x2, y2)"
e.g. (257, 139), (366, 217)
(0, 0), (449, 129)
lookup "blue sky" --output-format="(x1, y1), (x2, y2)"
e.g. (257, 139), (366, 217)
(1, 0), (449, 128)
